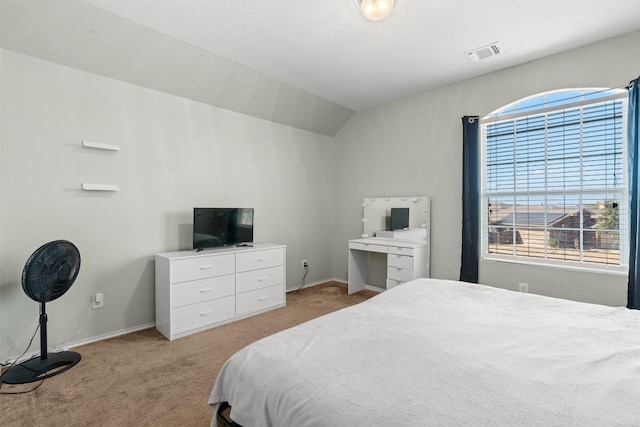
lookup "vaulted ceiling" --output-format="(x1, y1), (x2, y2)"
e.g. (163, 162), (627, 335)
(2, 0), (639, 136)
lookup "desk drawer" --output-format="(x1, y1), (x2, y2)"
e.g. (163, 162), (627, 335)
(237, 266), (284, 294)
(171, 254), (235, 283)
(387, 253), (413, 269)
(237, 248), (283, 272)
(236, 284), (284, 315)
(349, 242), (388, 253)
(386, 279), (405, 290)
(171, 274), (235, 308)
(387, 266), (414, 282)
(388, 245), (415, 256)
(171, 295), (235, 333)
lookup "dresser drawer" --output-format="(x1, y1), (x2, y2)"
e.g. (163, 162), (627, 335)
(171, 253), (235, 283)
(236, 248), (283, 272)
(156, 244), (287, 340)
(387, 266), (414, 282)
(171, 295), (235, 333)
(236, 284), (284, 315)
(171, 274), (235, 308)
(237, 266), (284, 294)
(387, 253), (413, 269)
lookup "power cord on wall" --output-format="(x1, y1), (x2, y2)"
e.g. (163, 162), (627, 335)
(290, 264), (310, 293)
(0, 324), (45, 394)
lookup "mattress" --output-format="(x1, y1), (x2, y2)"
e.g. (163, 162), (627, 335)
(209, 278), (640, 426)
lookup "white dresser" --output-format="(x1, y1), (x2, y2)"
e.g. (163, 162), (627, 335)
(348, 238), (428, 294)
(155, 243), (286, 340)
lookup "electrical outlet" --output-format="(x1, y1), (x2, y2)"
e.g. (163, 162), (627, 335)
(302, 260), (308, 269)
(518, 282), (529, 293)
(92, 292), (104, 309)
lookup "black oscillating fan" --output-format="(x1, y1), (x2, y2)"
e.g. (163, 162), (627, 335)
(1, 240), (81, 384)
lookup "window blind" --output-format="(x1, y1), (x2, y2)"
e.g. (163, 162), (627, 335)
(481, 93), (627, 269)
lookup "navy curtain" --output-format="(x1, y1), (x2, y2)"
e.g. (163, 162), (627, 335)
(628, 77), (640, 309)
(460, 116), (480, 283)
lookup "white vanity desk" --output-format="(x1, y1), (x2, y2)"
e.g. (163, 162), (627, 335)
(348, 237), (428, 294)
(348, 196), (431, 294)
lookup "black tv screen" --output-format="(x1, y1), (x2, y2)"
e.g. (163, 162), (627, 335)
(390, 207), (410, 231)
(193, 208), (254, 250)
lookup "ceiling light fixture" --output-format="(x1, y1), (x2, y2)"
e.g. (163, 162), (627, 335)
(356, 0), (395, 21)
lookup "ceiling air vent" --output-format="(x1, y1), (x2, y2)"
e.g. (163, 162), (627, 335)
(464, 42), (502, 63)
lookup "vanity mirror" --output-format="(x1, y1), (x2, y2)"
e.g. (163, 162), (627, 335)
(361, 196), (431, 240)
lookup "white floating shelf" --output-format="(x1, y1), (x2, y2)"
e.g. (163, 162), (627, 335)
(82, 140), (120, 151)
(81, 183), (120, 192)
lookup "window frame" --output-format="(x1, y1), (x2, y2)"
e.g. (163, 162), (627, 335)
(479, 89), (629, 274)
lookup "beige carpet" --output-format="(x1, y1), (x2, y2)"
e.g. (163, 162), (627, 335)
(0, 281), (377, 427)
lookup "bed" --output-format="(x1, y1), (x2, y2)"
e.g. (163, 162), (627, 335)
(208, 278), (640, 426)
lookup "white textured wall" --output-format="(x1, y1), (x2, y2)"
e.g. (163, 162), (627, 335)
(0, 50), (334, 360)
(333, 31), (640, 306)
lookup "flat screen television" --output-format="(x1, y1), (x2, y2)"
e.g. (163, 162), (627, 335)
(193, 208), (254, 250)
(390, 207), (410, 231)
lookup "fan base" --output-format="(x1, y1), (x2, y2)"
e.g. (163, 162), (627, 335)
(1, 351), (81, 384)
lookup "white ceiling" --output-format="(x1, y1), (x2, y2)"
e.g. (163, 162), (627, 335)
(82, 0), (640, 111)
(1, 0), (639, 136)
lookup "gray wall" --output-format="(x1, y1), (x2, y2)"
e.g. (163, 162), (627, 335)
(332, 31), (640, 306)
(0, 49), (334, 360)
(1, 30), (639, 362)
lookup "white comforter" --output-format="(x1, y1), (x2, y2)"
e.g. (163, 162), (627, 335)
(209, 278), (640, 426)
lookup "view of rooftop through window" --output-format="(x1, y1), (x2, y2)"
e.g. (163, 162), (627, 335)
(481, 89), (628, 270)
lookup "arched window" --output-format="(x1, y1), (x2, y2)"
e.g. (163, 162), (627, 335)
(480, 89), (628, 271)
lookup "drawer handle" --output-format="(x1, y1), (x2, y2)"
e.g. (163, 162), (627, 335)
(199, 265), (213, 270)
(257, 257), (268, 262)
(257, 277), (267, 282)
(199, 288), (213, 293)
(199, 310), (213, 316)
(257, 296), (268, 301)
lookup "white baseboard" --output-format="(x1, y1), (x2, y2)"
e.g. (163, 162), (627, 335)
(286, 277), (347, 293)
(1, 322), (156, 367)
(3, 279), (352, 366)
(65, 322), (156, 350)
